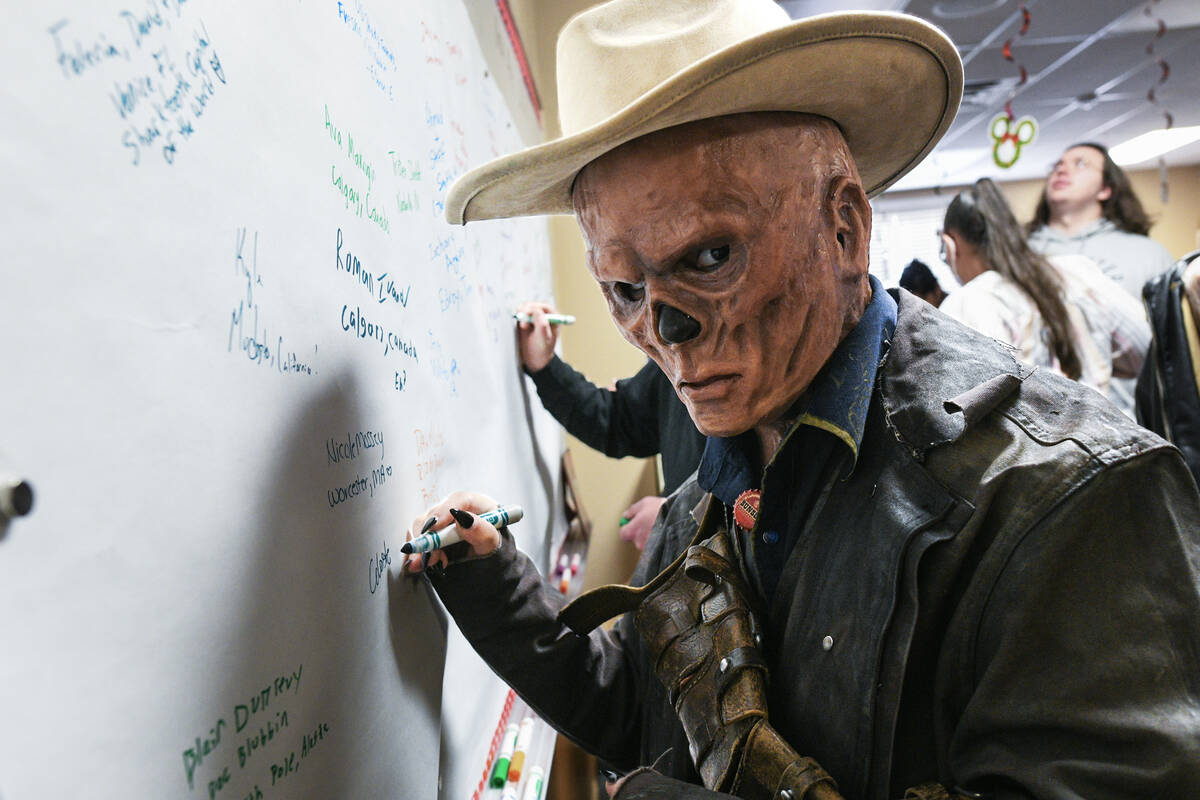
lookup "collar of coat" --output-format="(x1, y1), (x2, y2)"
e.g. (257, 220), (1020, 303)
(882, 287), (1033, 458)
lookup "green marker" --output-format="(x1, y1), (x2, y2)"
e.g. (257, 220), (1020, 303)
(513, 312), (576, 325)
(619, 517), (630, 526)
(402, 505), (524, 554)
(521, 766), (545, 800)
(490, 723), (518, 787)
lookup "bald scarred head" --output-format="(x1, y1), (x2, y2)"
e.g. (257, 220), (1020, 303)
(572, 112), (872, 439)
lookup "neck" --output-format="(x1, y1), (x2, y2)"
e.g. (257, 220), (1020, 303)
(754, 415), (796, 467)
(1049, 203), (1102, 236)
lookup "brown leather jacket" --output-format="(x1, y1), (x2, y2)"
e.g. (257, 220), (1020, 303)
(430, 291), (1200, 799)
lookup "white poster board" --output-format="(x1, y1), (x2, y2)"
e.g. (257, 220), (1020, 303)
(0, 2), (561, 798)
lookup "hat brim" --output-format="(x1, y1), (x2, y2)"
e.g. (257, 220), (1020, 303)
(446, 12), (963, 224)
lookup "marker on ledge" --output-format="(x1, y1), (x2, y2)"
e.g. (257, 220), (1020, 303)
(507, 716), (536, 783)
(513, 312), (576, 326)
(401, 505), (524, 554)
(521, 766), (545, 800)
(489, 722), (519, 788)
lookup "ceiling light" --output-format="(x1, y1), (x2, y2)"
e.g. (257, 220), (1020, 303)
(1109, 125), (1200, 165)
(931, 0), (1007, 19)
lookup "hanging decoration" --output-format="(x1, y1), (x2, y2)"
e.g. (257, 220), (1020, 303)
(990, 114), (1037, 168)
(1143, 0), (1172, 202)
(990, 1), (1037, 169)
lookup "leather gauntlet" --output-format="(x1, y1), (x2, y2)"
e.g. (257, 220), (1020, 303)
(632, 528), (840, 800)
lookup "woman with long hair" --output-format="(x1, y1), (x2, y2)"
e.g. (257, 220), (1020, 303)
(939, 178), (1149, 412)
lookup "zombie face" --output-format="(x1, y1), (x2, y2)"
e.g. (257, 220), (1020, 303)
(573, 112), (872, 438)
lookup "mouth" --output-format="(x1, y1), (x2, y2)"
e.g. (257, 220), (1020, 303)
(678, 373), (738, 401)
(1049, 178), (1070, 190)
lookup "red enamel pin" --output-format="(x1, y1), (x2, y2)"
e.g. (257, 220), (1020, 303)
(733, 489), (760, 530)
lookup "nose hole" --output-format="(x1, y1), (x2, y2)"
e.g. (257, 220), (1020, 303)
(655, 303), (702, 345)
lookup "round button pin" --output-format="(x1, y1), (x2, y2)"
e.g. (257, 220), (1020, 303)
(733, 489), (760, 530)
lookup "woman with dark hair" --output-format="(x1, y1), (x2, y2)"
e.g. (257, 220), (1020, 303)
(940, 178), (1149, 413)
(1027, 142), (1174, 298)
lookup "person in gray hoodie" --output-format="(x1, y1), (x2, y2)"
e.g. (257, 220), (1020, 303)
(1027, 141), (1174, 298)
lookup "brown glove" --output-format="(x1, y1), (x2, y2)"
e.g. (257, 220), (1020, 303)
(632, 527), (840, 800)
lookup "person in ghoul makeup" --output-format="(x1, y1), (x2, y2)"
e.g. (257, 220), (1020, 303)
(403, 2), (1200, 798)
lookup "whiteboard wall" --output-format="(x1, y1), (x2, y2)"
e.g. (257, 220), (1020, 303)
(0, 2), (562, 798)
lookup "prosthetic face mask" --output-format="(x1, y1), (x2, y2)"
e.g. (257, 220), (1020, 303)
(573, 113), (872, 438)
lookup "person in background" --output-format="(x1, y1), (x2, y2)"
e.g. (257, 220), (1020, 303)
(1027, 142), (1173, 422)
(1137, 249), (1200, 485)
(898, 258), (947, 306)
(516, 301), (705, 550)
(939, 178), (1149, 413)
(1027, 141), (1175, 297)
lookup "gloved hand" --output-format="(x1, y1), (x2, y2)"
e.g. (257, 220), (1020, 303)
(632, 528), (840, 800)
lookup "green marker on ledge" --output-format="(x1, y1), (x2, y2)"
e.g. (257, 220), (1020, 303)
(490, 723), (518, 787)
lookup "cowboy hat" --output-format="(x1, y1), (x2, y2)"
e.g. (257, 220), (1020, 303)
(445, 0), (963, 224)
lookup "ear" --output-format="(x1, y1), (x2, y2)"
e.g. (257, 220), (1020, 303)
(826, 175), (871, 271)
(1097, 184), (1113, 203)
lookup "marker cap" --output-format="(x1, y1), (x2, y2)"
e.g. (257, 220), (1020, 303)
(507, 751), (526, 783)
(489, 756), (512, 788)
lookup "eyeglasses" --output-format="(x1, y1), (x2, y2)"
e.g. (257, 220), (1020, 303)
(1049, 156), (1101, 173)
(937, 230), (955, 267)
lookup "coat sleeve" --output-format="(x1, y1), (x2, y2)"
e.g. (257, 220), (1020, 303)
(946, 447), (1200, 799)
(429, 488), (751, 800)
(427, 529), (646, 767)
(528, 356), (662, 458)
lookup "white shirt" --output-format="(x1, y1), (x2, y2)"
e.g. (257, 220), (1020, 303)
(940, 255), (1150, 416)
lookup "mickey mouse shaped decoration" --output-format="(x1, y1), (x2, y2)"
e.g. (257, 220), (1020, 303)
(989, 113), (1037, 168)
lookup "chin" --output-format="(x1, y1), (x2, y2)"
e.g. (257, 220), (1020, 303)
(687, 404), (755, 439)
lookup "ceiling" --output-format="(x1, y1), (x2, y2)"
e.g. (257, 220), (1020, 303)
(778, 0), (1200, 192)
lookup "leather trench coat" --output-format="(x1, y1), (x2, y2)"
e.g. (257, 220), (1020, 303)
(430, 291), (1200, 799)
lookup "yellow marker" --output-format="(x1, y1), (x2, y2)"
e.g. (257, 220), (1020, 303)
(506, 717), (535, 783)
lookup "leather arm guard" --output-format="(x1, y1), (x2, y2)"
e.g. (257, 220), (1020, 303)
(632, 528), (840, 800)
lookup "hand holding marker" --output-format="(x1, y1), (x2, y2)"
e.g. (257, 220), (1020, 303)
(512, 312), (575, 325)
(403, 501), (523, 573)
(402, 505), (524, 554)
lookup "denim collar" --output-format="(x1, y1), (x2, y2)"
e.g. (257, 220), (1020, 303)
(698, 275), (897, 506)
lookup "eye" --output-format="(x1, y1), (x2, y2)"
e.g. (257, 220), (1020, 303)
(612, 281), (645, 303)
(695, 245), (730, 271)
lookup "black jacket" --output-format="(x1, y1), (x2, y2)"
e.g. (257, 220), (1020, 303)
(435, 292), (1200, 799)
(529, 355), (706, 494)
(1136, 249), (1200, 487)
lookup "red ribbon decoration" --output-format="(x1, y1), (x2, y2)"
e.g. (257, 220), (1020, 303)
(1144, 0), (1173, 130)
(1142, 0), (1172, 201)
(1001, 1), (1031, 120)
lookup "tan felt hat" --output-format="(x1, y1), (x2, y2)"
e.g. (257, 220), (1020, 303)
(445, 0), (963, 224)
